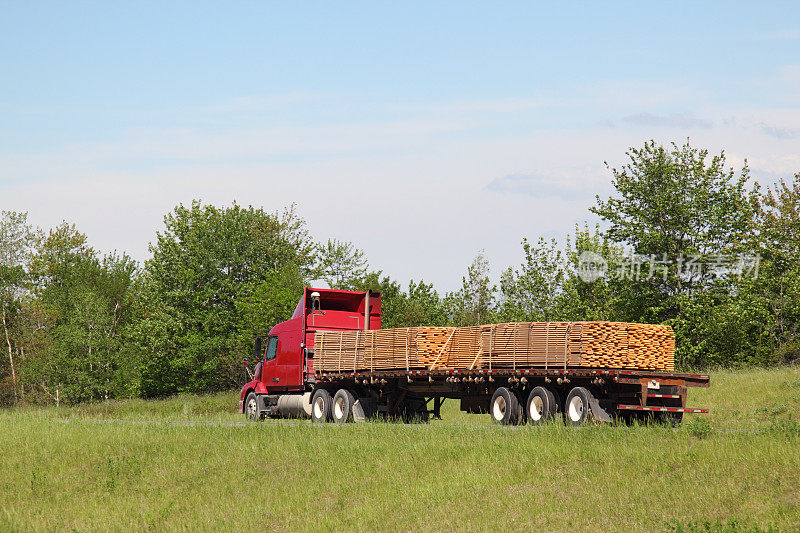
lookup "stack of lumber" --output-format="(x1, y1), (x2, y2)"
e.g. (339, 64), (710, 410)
(573, 322), (630, 369)
(313, 329), (363, 373)
(563, 322), (674, 370)
(315, 327), (456, 372)
(415, 327), (457, 367)
(433, 326), (483, 370)
(314, 321), (675, 373)
(476, 322), (583, 369)
(625, 323), (675, 371)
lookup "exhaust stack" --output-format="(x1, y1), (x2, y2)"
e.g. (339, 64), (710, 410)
(364, 290), (370, 331)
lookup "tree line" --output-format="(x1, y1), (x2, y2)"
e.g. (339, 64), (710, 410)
(1, 139), (798, 406)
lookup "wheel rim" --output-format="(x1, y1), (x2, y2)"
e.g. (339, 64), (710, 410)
(247, 398), (257, 419)
(568, 396), (584, 422)
(492, 396), (507, 421)
(334, 397), (345, 420)
(313, 397), (324, 419)
(530, 396), (544, 421)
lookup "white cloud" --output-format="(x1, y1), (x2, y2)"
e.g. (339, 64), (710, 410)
(759, 123), (799, 140)
(621, 112), (713, 129)
(763, 29), (800, 40)
(485, 170), (610, 200)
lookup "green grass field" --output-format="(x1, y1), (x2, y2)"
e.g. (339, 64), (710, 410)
(2, 368), (799, 532)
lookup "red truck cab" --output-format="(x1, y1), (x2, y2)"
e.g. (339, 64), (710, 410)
(239, 287), (380, 412)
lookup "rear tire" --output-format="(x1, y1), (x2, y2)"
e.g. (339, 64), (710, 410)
(490, 387), (521, 426)
(332, 389), (356, 424)
(244, 392), (260, 422)
(311, 389), (332, 423)
(526, 386), (557, 425)
(564, 386), (594, 426)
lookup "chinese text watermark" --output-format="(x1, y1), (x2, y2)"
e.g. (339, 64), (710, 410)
(577, 252), (760, 283)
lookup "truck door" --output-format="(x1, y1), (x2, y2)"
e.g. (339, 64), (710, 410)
(277, 333), (303, 391)
(261, 336), (280, 391)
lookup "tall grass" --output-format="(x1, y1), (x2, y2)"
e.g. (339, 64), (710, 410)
(1, 367), (798, 531)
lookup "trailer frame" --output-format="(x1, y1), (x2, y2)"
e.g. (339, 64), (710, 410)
(310, 366), (709, 423)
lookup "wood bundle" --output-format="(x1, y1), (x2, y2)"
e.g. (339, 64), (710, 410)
(575, 322), (630, 369)
(625, 323), (675, 371)
(415, 327), (457, 367)
(314, 329), (364, 373)
(479, 322), (583, 369)
(315, 327), (456, 372)
(314, 321), (675, 373)
(432, 326), (483, 370)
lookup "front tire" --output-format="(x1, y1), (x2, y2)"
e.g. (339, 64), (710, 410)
(490, 387), (522, 426)
(311, 389), (333, 423)
(244, 392), (260, 422)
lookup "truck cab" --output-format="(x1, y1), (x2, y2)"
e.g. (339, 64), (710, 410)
(239, 287), (380, 414)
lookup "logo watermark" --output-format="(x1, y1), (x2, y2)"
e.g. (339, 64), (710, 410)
(577, 251), (607, 282)
(577, 252), (760, 283)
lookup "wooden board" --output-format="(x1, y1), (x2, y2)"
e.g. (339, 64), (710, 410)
(314, 321), (675, 373)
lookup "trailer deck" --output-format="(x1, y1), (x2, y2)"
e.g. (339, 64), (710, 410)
(314, 366), (710, 420)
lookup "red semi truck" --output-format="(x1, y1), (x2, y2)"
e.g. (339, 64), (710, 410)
(239, 287), (709, 425)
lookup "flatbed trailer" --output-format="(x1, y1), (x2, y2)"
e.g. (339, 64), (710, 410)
(239, 288), (709, 426)
(311, 366), (709, 425)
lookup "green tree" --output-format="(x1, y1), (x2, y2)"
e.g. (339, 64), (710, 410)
(747, 173), (800, 363)
(138, 202), (315, 396)
(592, 140), (756, 304)
(236, 262), (306, 348)
(343, 271), (405, 328)
(593, 140), (754, 256)
(590, 140), (758, 367)
(401, 280), (448, 327)
(558, 224), (628, 322)
(446, 253), (495, 326)
(498, 237), (564, 322)
(0, 211), (39, 405)
(26, 222), (137, 404)
(316, 239), (368, 290)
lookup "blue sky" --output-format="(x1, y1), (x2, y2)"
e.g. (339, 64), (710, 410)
(2, 3), (799, 290)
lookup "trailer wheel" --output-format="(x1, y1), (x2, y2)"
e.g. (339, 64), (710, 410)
(244, 392), (260, 422)
(565, 386), (594, 426)
(490, 387), (521, 426)
(311, 389), (333, 423)
(332, 389), (356, 424)
(526, 386), (557, 425)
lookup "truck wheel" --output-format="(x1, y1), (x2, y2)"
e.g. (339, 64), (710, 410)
(490, 387), (521, 426)
(332, 389), (356, 424)
(565, 386), (594, 426)
(311, 389), (332, 423)
(526, 386), (557, 425)
(244, 392), (260, 422)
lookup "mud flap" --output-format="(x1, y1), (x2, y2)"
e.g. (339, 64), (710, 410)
(589, 398), (613, 423)
(352, 399), (366, 422)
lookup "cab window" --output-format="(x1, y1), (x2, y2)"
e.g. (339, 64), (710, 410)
(265, 337), (278, 361)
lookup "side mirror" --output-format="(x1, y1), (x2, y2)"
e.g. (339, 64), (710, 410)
(254, 336), (263, 360)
